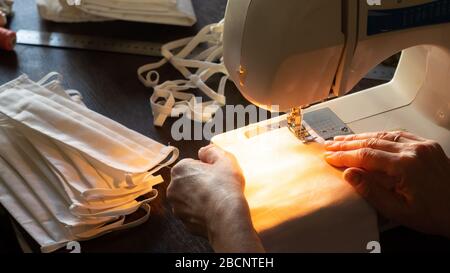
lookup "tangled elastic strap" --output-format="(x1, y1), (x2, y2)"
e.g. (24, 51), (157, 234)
(137, 20), (228, 127)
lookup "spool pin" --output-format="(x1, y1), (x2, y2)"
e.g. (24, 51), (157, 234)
(0, 27), (16, 51)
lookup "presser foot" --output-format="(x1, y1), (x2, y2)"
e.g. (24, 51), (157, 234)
(287, 107), (316, 143)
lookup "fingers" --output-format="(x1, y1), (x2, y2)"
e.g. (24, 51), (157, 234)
(325, 148), (401, 176)
(198, 144), (225, 164)
(198, 144), (239, 168)
(334, 131), (426, 143)
(170, 158), (202, 178)
(325, 138), (403, 153)
(343, 168), (409, 224)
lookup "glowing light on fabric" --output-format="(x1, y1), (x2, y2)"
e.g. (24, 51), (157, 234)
(214, 127), (359, 232)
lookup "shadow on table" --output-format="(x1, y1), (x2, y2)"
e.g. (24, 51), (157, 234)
(0, 50), (19, 72)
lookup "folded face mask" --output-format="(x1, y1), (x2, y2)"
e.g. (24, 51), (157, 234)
(36, 0), (110, 23)
(0, 125), (130, 247)
(81, 0), (177, 13)
(36, 0), (196, 26)
(0, 76), (178, 173)
(78, 0), (196, 26)
(0, 73), (178, 252)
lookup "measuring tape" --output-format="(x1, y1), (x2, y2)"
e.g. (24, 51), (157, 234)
(15, 30), (395, 80)
(16, 30), (162, 57)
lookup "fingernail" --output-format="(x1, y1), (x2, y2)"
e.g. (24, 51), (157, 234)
(344, 171), (362, 186)
(199, 145), (210, 153)
(324, 151), (335, 158)
(334, 136), (345, 141)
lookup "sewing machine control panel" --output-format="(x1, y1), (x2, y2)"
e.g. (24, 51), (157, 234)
(367, 0), (450, 35)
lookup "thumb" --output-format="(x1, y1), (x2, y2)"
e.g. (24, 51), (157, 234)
(343, 168), (409, 223)
(198, 144), (226, 164)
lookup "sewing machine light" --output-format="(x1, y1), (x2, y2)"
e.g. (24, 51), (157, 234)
(238, 65), (246, 87)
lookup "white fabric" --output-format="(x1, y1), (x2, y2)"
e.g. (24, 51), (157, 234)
(213, 127), (379, 253)
(78, 0), (196, 26)
(36, 0), (196, 26)
(82, 0), (177, 12)
(138, 20), (228, 126)
(0, 73), (179, 252)
(36, 0), (109, 23)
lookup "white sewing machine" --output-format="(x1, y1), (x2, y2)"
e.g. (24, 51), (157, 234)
(211, 0), (450, 252)
(216, 0), (450, 154)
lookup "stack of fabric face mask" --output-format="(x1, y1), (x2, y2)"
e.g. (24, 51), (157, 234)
(36, 0), (108, 23)
(36, 0), (196, 26)
(0, 73), (178, 252)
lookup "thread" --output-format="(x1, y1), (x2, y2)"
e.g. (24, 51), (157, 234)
(0, 27), (16, 51)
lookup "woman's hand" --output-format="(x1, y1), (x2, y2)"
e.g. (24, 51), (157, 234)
(167, 145), (264, 253)
(324, 131), (450, 238)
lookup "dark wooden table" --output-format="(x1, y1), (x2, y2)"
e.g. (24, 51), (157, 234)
(1, 0), (449, 253)
(1, 0), (232, 253)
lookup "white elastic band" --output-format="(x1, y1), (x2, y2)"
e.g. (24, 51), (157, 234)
(81, 174), (164, 200)
(37, 72), (86, 105)
(37, 72), (63, 86)
(70, 188), (158, 215)
(73, 203), (152, 240)
(70, 190), (158, 218)
(137, 20), (228, 127)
